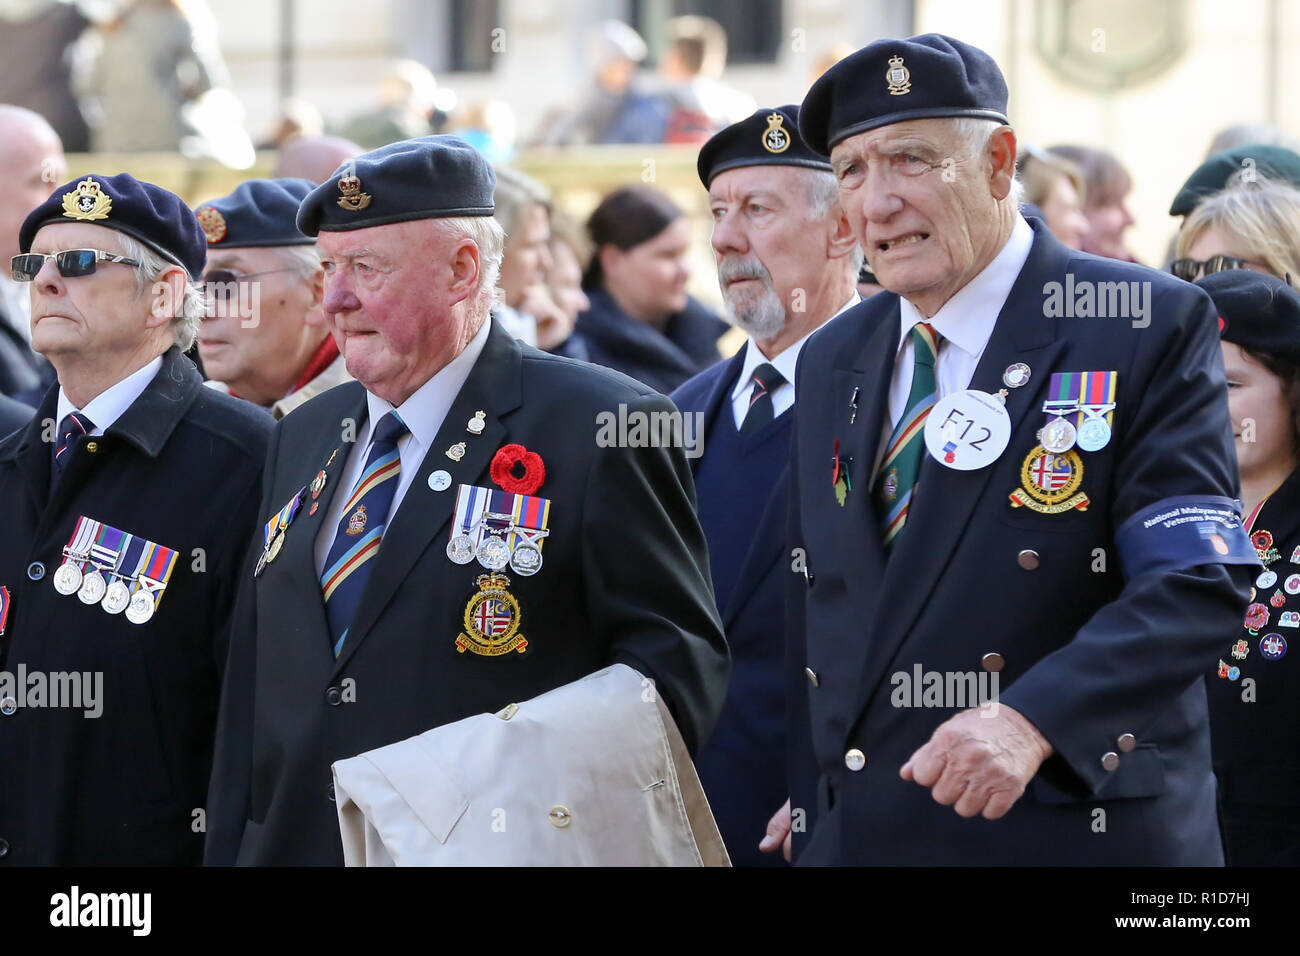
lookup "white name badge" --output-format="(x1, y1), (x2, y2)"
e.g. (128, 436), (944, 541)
(924, 389), (1012, 471)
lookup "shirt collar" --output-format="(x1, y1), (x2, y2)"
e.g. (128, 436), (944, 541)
(896, 215), (1034, 359)
(56, 355), (163, 433)
(730, 292), (861, 403)
(363, 316), (492, 450)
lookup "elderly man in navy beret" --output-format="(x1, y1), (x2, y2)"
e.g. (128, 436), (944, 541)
(205, 135), (728, 866)
(195, 178), (351, 418)
(777, 34), (1256, 865)
(0, 173), (270, 864)
(670, 105), (859, 866)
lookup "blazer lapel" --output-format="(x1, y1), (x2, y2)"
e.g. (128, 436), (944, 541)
(855, 226), (1072, 707)
(279, 386), (367, 651)
(332, 323), (524, 676)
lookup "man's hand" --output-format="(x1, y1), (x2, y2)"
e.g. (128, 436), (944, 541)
(758, 798), (792, 861)
(899, 705), (1052, 820)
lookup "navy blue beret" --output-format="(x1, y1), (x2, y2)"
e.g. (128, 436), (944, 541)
(297, 135), (495, 236)
(697, 105), (831, 188)
(196, 178), (316, 247)
(1197, 269), (1300, 366)
(799, 33), (1010, 157)
(19, 172), (206, 279)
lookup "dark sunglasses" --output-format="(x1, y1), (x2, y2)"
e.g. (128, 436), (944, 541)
(1169, 255), (1248, 282)
(201, 267), (296, 298)
(11, 248), (142, 281)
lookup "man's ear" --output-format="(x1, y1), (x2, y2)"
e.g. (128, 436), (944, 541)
(447, 238), (482, 307)
(309, 264), (324, 308)
(988, 126), (1018, 201)
(146, 266), (187, 330)
(826, 203), (859, 261)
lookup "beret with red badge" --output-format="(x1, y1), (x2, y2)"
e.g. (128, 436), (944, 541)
(195, 178), (317, 248)
(1196, 269), (1300, 366)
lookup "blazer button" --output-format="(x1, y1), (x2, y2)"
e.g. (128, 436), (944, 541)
(0, 837), (9, 858)
(981, 653), (1004, 672)
(806, 569), (816, 587)
(327, 782), (336, 802)
(1101, 751), (1120, 772)
(805, 667), (819, 687)
(1117, 733), (1136, 753)
(0, 696), (16, 716)
(26, 561), (44, 581)
(1017, 549), (1040, 570)
(844, 748), (866, 772)
(324, 686), (343, 706)
(85, 441), (99, 453)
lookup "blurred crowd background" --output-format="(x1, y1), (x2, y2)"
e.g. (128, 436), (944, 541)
(2, 0), (1300, 377)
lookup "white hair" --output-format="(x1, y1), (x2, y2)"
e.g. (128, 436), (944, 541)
(274, 242), (322, 277)
(433, 214), (505, 315)
(116, 233), (205, 352)
(804, 168), (866, 272)
(952, 117), (1025, 208)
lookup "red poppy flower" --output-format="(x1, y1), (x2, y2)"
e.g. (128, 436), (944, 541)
(491, 443), (545, 496)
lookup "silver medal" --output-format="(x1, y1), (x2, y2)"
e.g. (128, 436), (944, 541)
(52, 561), (84, 596)
(125, 589), (156, 625)
(446, 534), (476, 565)
(476, 534), (511, 571)
(509, 541), (543, 576)
(1040, 417), (1077, 454)
(102, 579), (132, 614)
(1076, 417), (1111, 452)
(77, 569), (107, 604)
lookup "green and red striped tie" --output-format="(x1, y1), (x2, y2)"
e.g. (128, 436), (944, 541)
(874, 322), (941, 550)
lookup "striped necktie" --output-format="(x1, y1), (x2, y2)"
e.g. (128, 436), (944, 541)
(874, 322), (941, 550)
(50, 411), (94, 497)
(741, 362), (786, 435)
(320, 412), (408, 658)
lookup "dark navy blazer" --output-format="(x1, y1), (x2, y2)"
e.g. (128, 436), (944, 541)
(673, 349), (791, 866)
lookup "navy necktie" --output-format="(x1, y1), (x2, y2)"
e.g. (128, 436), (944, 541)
(51, 411), (94, 495)
(320, 412), (409, 658)
(741, 363), (785, 435)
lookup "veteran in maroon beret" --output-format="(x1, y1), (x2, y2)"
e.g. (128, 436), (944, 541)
(0, 173), (270, 864)
(779, 34), (1256, 865)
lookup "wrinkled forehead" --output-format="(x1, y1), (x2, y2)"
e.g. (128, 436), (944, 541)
(830, 118), (966, 165)
(316, 218), (445, 261)
(29, 221), (127, 255)
(708, 163), (813, 202)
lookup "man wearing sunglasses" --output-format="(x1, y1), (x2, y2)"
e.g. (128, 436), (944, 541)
(0, 172), (271, 865)
(194, 178), (352, 419)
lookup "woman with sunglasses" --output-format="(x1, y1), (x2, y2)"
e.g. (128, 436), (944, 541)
(1173, 176), (1300, 282)
(1195, 269), (1300, 866)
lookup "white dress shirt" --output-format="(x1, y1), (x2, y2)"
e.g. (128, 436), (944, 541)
(730, 293), (861, 430)
(55, 355), (163, 435)
(876, 216), (1034, 471)
(314, 318), (491, 575)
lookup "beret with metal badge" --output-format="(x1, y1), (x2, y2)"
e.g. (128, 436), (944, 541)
(696, 105), (831, 188)
(196, 178), (317, 247)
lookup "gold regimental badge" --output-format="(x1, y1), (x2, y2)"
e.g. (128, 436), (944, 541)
(457, 573), (528, 656)
(336, 174), (372, 211)
(762, 112), (791, 154)
(196, 206), (227, 243)
(1009, 445), (1090, 513)
(886, 55), (912, 96)
(62, 178), (112, 221)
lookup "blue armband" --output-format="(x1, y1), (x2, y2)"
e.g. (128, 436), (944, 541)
(1114, 495), (1260, 581)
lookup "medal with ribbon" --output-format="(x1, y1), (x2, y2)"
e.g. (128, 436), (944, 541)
(103, 533), (144, 615)
(78, 522), (126, 606)
(256, 488), (307, 577)
(125, 540), (179, 625)
(53, 516), (99, 596)
(1042, 371), (1117, 453)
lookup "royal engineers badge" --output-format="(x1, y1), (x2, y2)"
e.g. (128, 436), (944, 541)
(762, 112), (791, 154)
(886, 55), (911, 95)
(457, 573), (528, 656)
(1009, 445), (1090, 513)
(61, 178), (112, 221)
(336, 174), (372, 211)
(196, 206), (227, 243)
